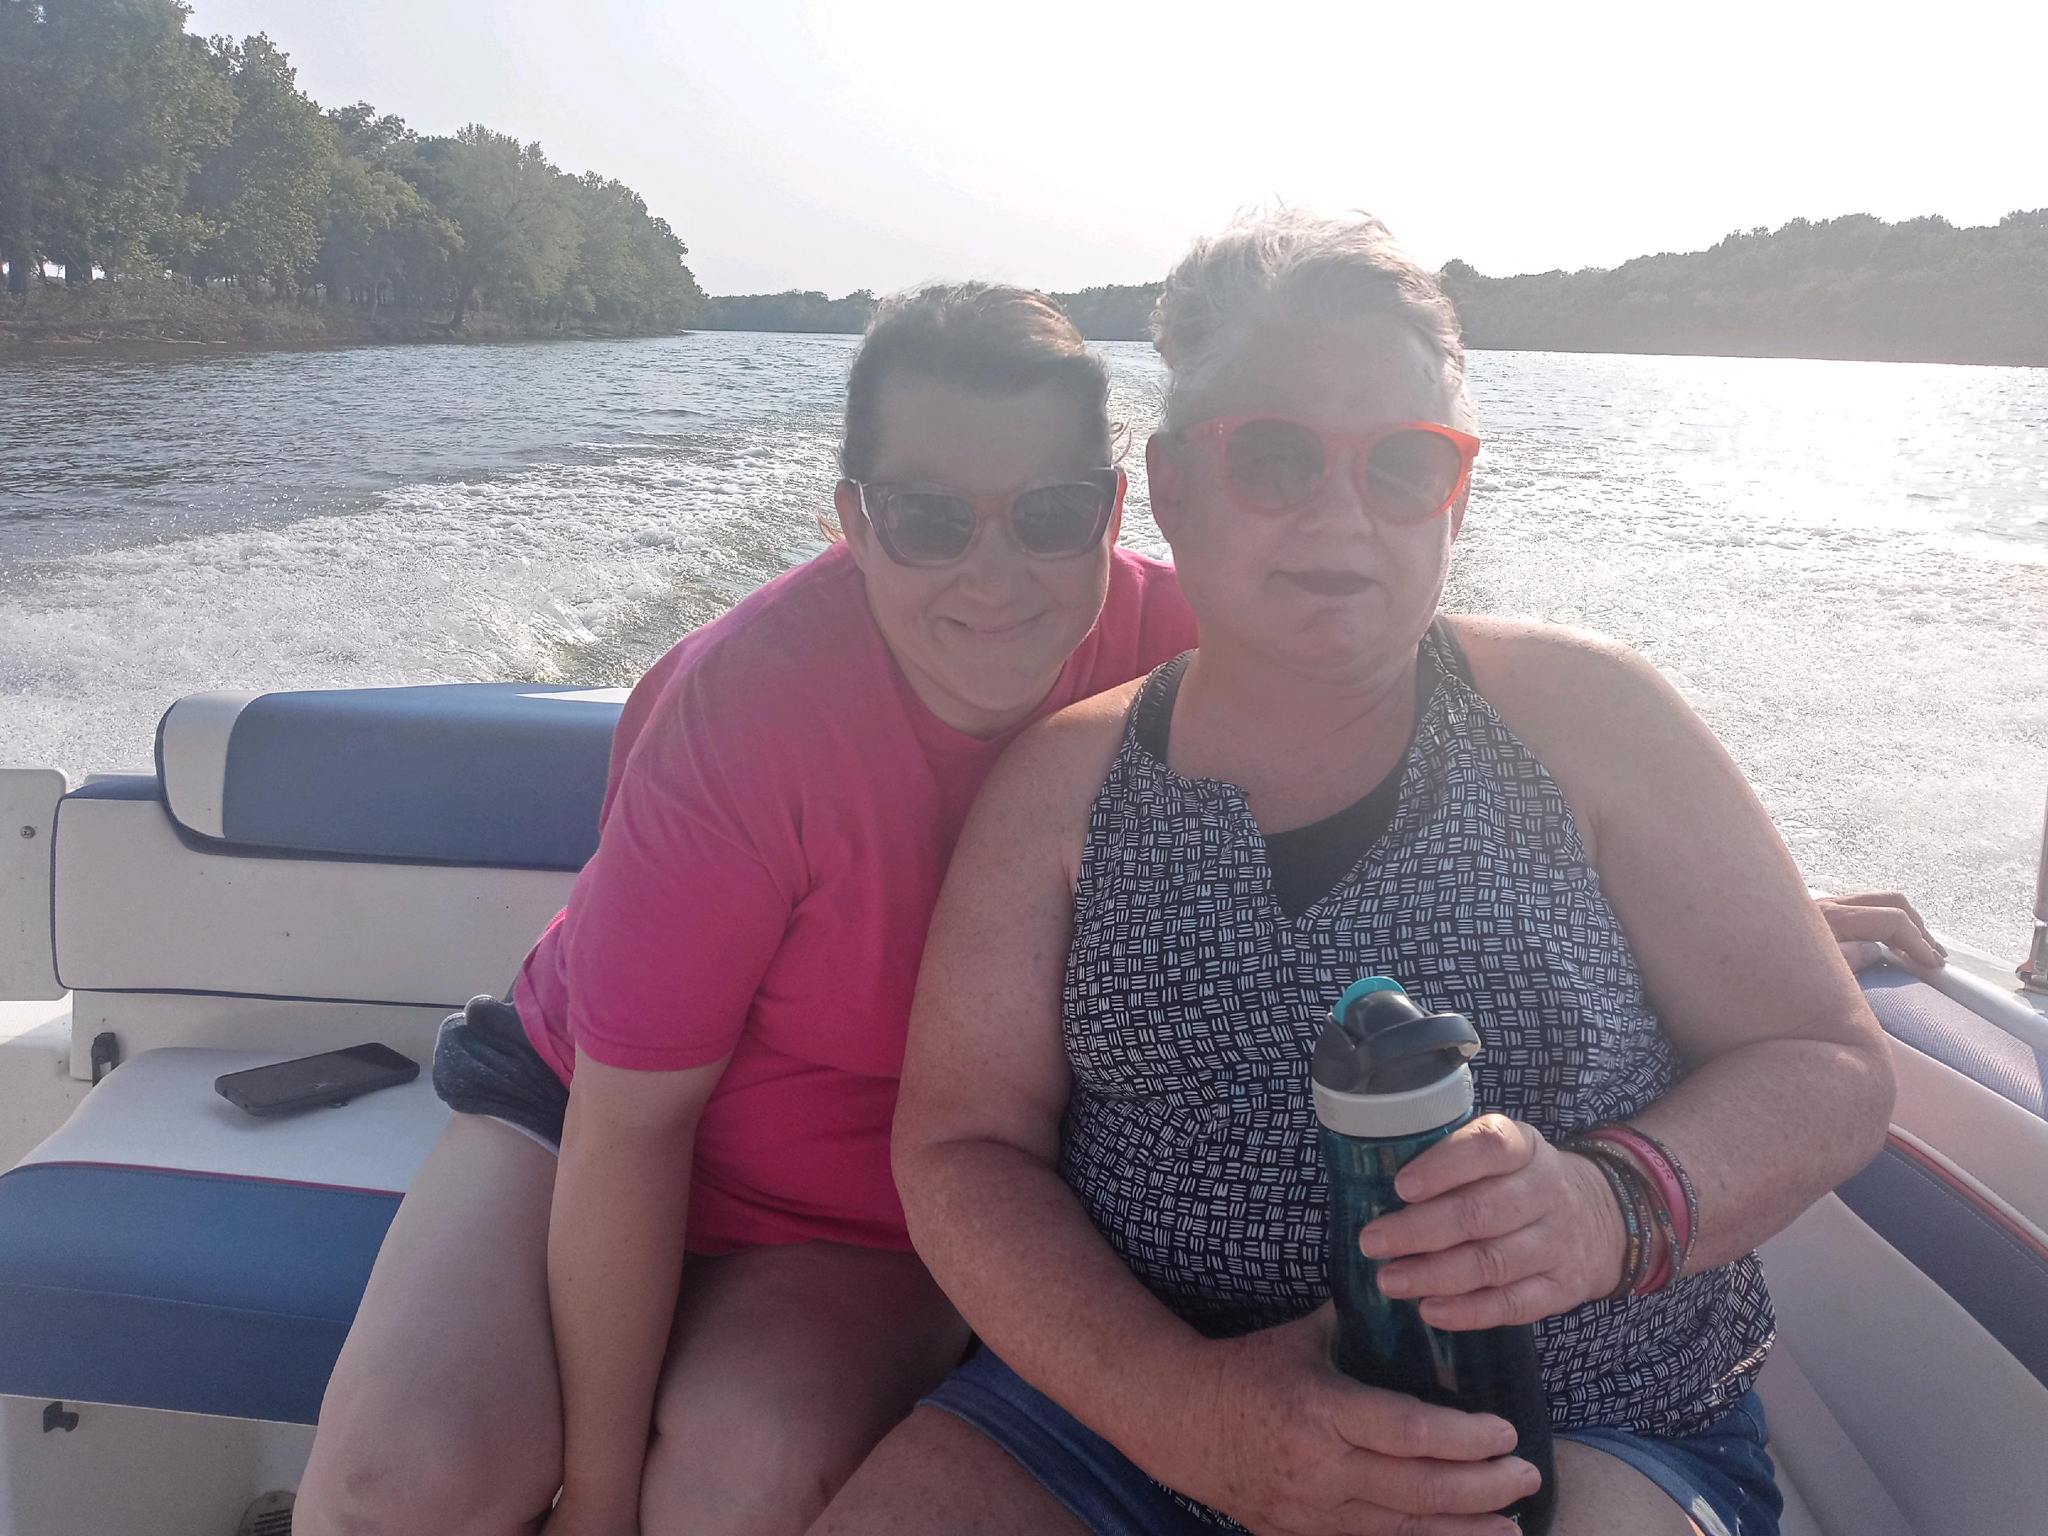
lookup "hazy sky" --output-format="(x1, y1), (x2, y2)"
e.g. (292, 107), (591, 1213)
(181, 0), (2046, 297)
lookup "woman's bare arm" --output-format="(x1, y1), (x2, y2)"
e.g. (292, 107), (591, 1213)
(891, 700), (1206, 1460)
(1375, 622), (1894, 1313)
(547, 1050), (727, 1531)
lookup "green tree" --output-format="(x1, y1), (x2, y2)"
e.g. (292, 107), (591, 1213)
(318, 150), (455, 313)
(1048, 283), (1158, 342)
(187, 34), (333, 292)
(325, 101), (413, 168)
(413, 126), (576, 328)
(1, 0), (231, 294)
(697, 289), (873, 333)
(557, 172), (702, 331)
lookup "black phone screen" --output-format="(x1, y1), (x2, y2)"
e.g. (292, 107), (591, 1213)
(217, 1043), (418, 1113)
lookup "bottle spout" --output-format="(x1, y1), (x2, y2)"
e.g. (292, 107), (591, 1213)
(1314, 978), (1481, 1097)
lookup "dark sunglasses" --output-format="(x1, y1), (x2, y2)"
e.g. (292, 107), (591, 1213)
(1179, 417), (1480, 525)
(844, 469), (1122, 568)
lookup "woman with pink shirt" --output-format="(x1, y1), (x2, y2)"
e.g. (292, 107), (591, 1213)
(292, 284), (1198, 1536)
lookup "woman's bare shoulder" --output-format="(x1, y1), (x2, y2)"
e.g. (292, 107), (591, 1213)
(1441, 616), (1711, 847)
(988, 679), (1144, 818)
(1443, 616), (1681, 735)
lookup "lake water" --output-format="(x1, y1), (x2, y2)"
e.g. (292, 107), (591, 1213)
(2, 333), (2043, 962)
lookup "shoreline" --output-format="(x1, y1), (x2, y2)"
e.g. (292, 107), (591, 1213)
(2, 327), (697, 362)
(0, 286), (696, 360)
(8, 323), (2039, 370)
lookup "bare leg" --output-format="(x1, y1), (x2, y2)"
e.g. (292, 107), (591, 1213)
(295, 1115), (564, 1536)
(810, 1406), (1085, 1536)
(816, 1405), (1719, 1536)
(637, 1244), (973, 1536)
(1550, 1440), (1709, 1536)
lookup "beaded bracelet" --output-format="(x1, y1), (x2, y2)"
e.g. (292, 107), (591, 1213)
(1588, 1124), (1700, 1284)
(1618, 1123), (1701, 1281)
(1567, 1141), (1649, 1301)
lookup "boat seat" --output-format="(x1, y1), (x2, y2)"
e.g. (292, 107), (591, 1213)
(0, 1047), (447, 1423)
(0, 962), (2043, 1536)
(156, 683), (625, 869)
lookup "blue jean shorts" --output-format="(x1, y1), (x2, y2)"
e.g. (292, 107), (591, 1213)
(925, 1347), (1782, 1536)
(430, 994), (568, 1151)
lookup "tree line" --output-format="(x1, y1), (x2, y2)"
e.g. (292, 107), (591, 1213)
(0, 0), (703, 335)
(694, 284), (1159, 340)
(1442, 211), (2048, 366)
(703, 216), (2048, 368)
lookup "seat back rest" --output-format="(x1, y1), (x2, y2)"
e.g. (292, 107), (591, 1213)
(157, 683), (623, 868)
(52, 779), (573, 1004)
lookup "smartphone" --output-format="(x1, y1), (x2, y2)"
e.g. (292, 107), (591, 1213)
(215, 1043), (420, 1118)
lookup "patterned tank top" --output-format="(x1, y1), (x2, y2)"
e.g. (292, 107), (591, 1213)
(1058, 624), (1775, 1451)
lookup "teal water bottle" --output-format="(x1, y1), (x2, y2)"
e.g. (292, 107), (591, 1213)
(1313, 977), (1556, 1532)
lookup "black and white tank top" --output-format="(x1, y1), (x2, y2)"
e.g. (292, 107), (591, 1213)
(1058, 623), (1775, 1449)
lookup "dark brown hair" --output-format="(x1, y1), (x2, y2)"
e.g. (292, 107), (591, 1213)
(840, 282), (1112, 481)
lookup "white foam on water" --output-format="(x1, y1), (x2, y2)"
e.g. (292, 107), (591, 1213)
(0, 438), (833, 777)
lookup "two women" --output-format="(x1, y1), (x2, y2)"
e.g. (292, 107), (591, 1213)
(817, 212), (1894, 1536)
(304, 220), (1902, 1536)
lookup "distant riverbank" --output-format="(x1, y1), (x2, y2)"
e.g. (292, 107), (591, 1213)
(695, 211), (2048, 368)
(1, 282), (691, 354)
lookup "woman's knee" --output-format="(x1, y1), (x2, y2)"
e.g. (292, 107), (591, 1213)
(640, 1367), (896, 1535)
(297, 1375), (561, 1536)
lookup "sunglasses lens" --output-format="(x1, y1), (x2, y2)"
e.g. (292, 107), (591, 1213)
(1223, 419), (1326, 513)
(1366, 430), (1465, 523)
(1011, 479), (1112, 556)
(878, 491), (977, 564)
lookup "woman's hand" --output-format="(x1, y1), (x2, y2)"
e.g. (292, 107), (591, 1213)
(1359, 1115), (1624, 1330)
(1157, 1306), (1538, 1536)
(1817, 890), (1946, 970)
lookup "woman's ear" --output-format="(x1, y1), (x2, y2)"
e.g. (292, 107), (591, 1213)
(835, 479), (869, 546)
(1144, 434), (1183, 537)
(1107, 466), (1129, 545)
(1448, 486), (1470, 541)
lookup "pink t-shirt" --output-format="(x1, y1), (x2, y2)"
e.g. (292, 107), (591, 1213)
(514, 541), (1196, 1253)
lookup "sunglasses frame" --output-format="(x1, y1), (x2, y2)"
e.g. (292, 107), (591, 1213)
(1178, 416), (1481, 524)
(844, 467), (1124, 569)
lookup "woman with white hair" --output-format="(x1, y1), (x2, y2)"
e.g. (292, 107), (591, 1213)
(812, 211), (1894, 1536)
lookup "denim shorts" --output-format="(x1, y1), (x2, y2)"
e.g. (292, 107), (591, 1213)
(430, 994), (569, 1152)
(925, 1347), (1782, 1536)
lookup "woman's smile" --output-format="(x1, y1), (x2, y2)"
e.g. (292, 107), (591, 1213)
(937, 608), (1053, 642)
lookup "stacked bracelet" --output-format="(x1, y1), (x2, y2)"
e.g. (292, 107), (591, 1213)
(1591, 1124), (1700, 1283)
(1564, 1125), (1700, 1298)
(1568, 1139), (1656, 1299)
(1616, 1123), (1701, 1281)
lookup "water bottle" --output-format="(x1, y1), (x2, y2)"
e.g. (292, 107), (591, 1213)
(1313, 977), (1556, 1533)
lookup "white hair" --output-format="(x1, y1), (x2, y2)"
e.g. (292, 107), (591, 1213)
(1151, 208), (1471, 428)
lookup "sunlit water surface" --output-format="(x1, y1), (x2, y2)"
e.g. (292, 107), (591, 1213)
(3, 335), (2043, 961)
